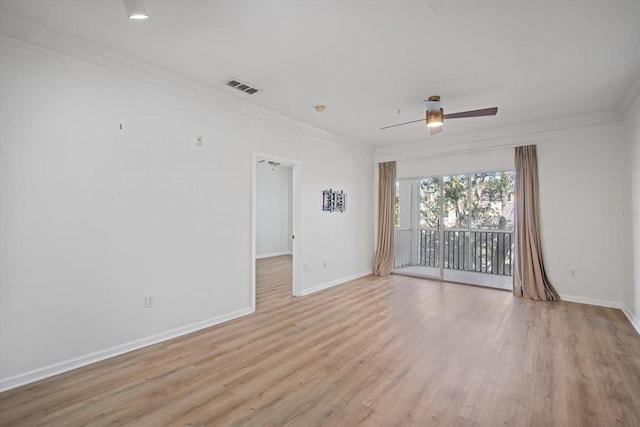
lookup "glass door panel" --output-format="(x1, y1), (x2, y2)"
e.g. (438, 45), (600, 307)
(468, 171), (515, 278)
(417, 177), (441, 278)
(442, 174), (469, 275)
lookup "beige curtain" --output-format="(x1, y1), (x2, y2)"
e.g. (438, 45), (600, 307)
(514, 145), (559, 301)
(374, 161), (396, 276)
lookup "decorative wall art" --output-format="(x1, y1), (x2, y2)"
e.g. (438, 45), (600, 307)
(322, 189), (347, 213)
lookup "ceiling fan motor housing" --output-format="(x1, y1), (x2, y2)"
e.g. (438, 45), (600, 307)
(424, 95), (444, 127)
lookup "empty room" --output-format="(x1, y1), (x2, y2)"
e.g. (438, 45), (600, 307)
(1, 0), (640, 425)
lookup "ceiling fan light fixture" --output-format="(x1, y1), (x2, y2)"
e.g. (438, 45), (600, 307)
(124, 0), (149, 19)
(426, 108), (444, 128)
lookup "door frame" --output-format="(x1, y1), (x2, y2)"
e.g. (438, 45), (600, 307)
(417, 174), (469, 281)
(411, 177), (444, 280)
(402, 172), (515, 289)
(251, 152), (302, 312)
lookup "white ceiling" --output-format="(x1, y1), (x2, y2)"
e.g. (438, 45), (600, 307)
(1, 0), (640, 148)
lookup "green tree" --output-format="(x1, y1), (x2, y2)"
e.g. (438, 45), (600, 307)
(418, 172), (514, 229)
(419, 178), (440, 227)
(472, 171), (514, 229)
(443, 175), (468, 228)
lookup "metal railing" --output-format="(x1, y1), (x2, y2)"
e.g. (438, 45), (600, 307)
(418, 228), (439, 267)
(413, 228), (513, 276)
(393, 228), (412, 268)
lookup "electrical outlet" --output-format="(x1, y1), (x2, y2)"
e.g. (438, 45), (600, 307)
(196, 135), (204, 146)
(570, 269), (576, 277)
(322, 260), (328, 269)
(144, 295), (154, 308)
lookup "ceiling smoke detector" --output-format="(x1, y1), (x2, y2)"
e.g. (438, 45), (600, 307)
(225, 78), (260, 95)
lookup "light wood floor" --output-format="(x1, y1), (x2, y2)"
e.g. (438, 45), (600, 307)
(1, 255), (640, 426)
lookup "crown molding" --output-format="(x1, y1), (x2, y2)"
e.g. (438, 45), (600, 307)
(373, 111), (621, 163)
(0, 10), (373, 154)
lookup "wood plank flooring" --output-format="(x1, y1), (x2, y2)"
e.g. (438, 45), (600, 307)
(1, 255), (640, 426)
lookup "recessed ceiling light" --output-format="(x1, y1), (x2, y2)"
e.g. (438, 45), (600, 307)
(314, 105), (326, 112)
(124, 0), (149, 20)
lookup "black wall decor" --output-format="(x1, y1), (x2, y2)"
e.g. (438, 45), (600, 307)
(322, 189), (347, 213)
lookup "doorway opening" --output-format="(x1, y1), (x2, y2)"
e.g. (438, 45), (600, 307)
(393, 171), (515, 290)
(251, 153), (301, 312)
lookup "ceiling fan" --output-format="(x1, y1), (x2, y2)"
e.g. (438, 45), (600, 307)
(381, 96), (498, 135)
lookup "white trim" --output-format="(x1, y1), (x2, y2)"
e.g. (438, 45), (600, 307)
(256, 251), (293, 259)
(373, 113), (621, 163)
(0, 307), (254, 392)
(559, 293), (623, 309)
(251, 152), (301, 303)
(291, 163), (302, 297)
(0, 18), (372, 155)
(622, 305), (640, 335)
(299, 271), (372, 296)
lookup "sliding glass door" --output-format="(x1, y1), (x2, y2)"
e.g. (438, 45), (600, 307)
(394, 171), (514, 289)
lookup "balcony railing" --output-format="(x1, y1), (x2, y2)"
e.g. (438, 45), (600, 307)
(442, 229), (513, 276)
(419, 229), (439, 268)
(394, 228), (514, 276)
(393, 228), (412, 268)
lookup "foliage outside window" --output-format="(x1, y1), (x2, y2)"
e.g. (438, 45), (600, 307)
(394, 182), (400, 227)
(442, 175), (469, 229)
(418, 171), (514, 230)
(419, 177), (441, 228)
(470, 171), (514, 230)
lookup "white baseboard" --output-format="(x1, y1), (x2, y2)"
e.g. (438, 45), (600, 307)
(559, 293), (623, 309)
(559, 294), (639, 336)
(256, 251), (293, 259)
(299, 270), (372, 296)
(622, 305), (640, 335)
(0, 306), (254, 392)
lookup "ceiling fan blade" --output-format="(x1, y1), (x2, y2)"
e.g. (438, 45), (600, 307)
(430, 126), (443, 136)
(443, 107), (498, 120)
(380, 118), (424, 130)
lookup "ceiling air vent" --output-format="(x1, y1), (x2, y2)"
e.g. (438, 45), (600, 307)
(225, 78), (260, 95)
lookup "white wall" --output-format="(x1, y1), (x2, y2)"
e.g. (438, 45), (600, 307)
(396, 147), (515, 179)
(536, 123), (628, 305)
(0, 35), (374, 388)
(623, 93), (640, 322)
(393, 123), (629, 306)
(256, 163), (292, 257)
